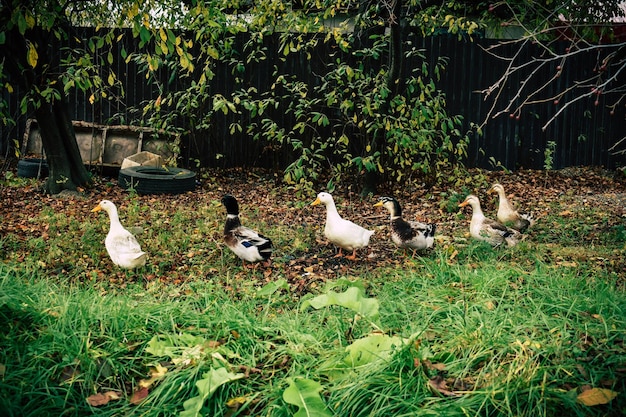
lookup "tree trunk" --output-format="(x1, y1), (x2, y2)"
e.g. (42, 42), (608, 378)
(361, 0), (404, 196)
(35, 94), (93, 194)
(0, 6), (93, 195)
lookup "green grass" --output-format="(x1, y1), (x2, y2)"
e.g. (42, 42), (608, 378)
(1, 175), (625, 416)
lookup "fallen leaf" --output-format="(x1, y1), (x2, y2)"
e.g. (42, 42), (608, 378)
(86, 391), (121, 407)
(150, 364), (168, 378)
(226, 396), (247, 408)
(428, 375), (459, 397)
(130, 387), (149, 405)
(577, 387), (618, 406)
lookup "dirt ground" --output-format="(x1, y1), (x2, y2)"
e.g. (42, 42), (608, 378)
(1, 164), (625, 290)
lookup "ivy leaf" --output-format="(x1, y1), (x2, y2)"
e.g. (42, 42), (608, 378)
(301, 286), (379, 323)
(180, 368), (245, 417)
(577, 388), (618, 406)
(282, 378), (332, 417)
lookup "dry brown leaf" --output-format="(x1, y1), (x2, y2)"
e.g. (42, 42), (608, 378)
(428, 375), (459, 397)
(86, 391), (121, 407)
(130, 387), (149, 405)
(577, 387), (618, 406)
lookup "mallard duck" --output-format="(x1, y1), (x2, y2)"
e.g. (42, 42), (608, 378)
(488, 183), (534, 232)
(458, 194), (521, 247)
(91, 200), (147, 269)
(221, 194), (273, 267)
(311, 192), (374, 260)
(374, 196), (436, 251)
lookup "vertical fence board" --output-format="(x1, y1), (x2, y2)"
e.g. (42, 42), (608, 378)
(2, 27), (625, 171)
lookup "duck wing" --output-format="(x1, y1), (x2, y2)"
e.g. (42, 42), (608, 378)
(226, 226), (273, 261)
(106, 229), (144, 256)
(324, 217), (373, 249)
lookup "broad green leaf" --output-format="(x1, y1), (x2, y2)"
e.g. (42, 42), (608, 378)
(256, 279), (289, 297)
(282, 378), (332, 417)
(180, 368), (245, 417)
(145, 334), (207, 358)
(343, 334), (406, 367)
(17, 12), (27, 34)
(301, 286), (379, 323)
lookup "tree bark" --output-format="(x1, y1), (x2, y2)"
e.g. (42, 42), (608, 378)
(34, 95), (92, 194)
(0, 5), (93, 194)
(361, 0), (404, 196)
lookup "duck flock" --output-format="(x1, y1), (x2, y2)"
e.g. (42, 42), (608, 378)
(92, 183), (534, 270)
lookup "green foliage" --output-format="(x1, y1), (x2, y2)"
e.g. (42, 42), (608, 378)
(2, 174), (626, 416)
(116, 1), (473, 192)
(271, 35), (471, 190)
(283, 378), (332, 417)
(180, 368), (245, 417)
(544, 141), (556, 170)
(301, 284), (380, 325)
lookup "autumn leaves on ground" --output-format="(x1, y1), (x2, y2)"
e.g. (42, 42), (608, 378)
(1, 166), (625, 416)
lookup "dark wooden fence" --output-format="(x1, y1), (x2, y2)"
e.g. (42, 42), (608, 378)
(2, 27), (625, 171)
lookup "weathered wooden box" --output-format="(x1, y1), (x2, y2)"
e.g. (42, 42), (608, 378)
(22, 119), (178, 167)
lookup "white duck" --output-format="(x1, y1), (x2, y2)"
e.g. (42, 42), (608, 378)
(458, 194), (521, 247)
(221, 194), (273, 267)
(374, 196), (436, 251)
(311, 192), (374, 260)
(488, 183), (535, 232)
(91, 200), (147, 269)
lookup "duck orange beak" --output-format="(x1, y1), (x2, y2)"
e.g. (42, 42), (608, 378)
(91, 205), (102, 213)
(311, 197), (321, 206)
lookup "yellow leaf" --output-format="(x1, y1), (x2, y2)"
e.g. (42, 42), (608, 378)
(108, 73), (115, 86)
(577, 388), (618, 406)
(150, 364), (168, 378)
(5, 83), (13, 93)
(27, 42), (38, 68)
(89, 94), (95, 104)
(207, 46), (219, 60)
(159, 28), (167, 41)
(226, 396), (247, 408)
(25, 12), (35, 29)
(180, 54), (189, 68)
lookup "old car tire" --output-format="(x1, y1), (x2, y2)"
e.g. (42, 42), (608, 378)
(118, 166), (196, 194)
(17, 158), (49, 178)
